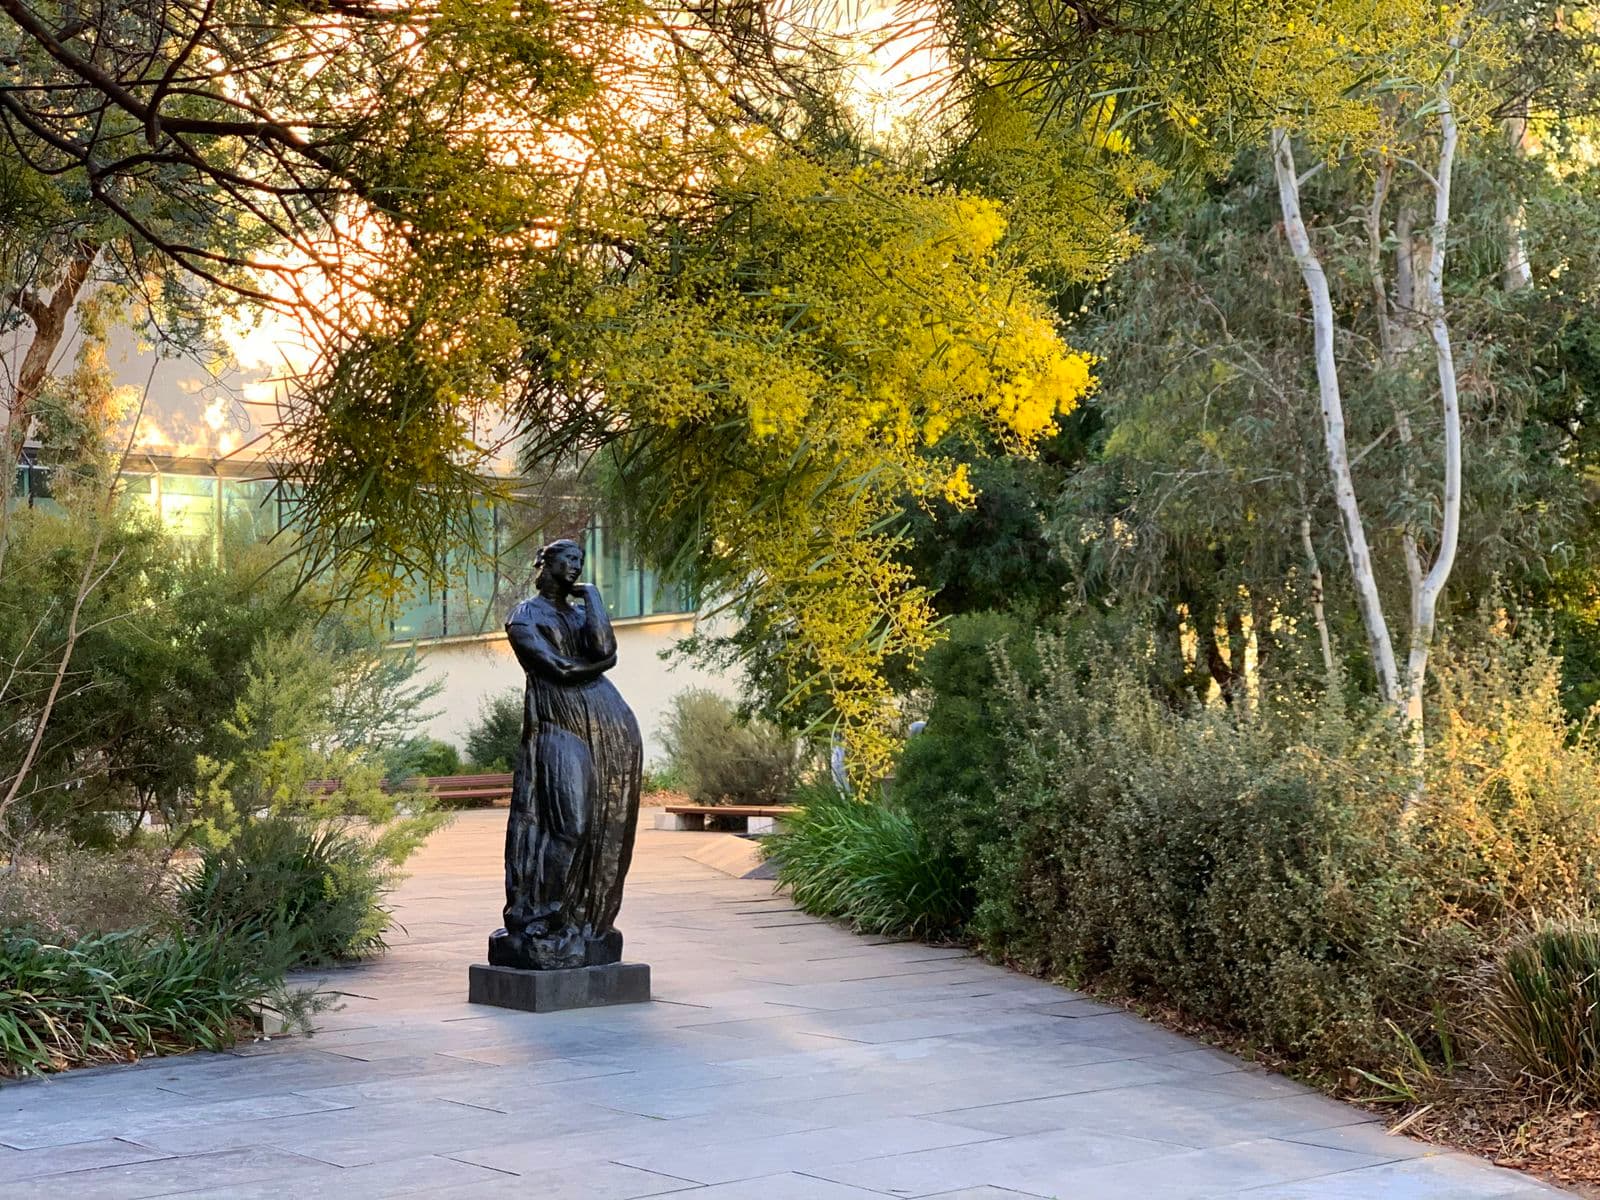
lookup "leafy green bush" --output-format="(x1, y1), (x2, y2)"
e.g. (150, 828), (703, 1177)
(0, 928), (299, 1077)
(465, 690), (522, 772)
(179, 818), (399, 968)
(771, 783), (968, 939)
(0, 503), (440, 851)
(892, 610), (1041, 885)
(642, 761), (687, 794)
(972, 629), (1600, 1078)
(1483, 926), (1600, 1097)
(660, 689), (802, 806)
(1416, 630), (1600, 923)
(387, 737), (463, 781)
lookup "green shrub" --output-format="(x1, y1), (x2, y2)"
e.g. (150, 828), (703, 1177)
(660, 689), (802, 806)
(771, 783), (968, 939)
(1416, 631), (1600, 923)
(0, 928), (300, 1077)
(179, 818), (398, 968)
(388, 737), (463, 781)
(465, 690), (522, 772)
(975, 642), (1424, 1072)
(642, 761), (687, 794)
(972, 629), (1600, 1078)
(0, 504), (442, 850)
(892, 610), (1041, 884)
(1483, 926), (1600, 1096)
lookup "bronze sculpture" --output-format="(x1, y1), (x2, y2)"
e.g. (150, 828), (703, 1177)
(487, 538), (644, 972)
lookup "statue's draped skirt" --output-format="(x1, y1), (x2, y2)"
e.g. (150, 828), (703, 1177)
(502, 598), (641, 968)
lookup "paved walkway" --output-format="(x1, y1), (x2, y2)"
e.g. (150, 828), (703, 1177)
(0, 812), (1568, 1199)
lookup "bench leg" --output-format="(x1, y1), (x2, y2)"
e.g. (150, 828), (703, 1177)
(654, 811), (706, 832)
(745, 816), (779, 835)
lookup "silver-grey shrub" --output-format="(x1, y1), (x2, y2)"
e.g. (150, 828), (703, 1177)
(659, 689), (804, 807)
(974, 631), (1600, 1078)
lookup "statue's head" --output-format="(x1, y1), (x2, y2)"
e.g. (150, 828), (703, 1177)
(534, 538), (585, 597)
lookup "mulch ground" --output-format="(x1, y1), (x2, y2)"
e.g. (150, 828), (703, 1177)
(639, 788), (689, 808)
(1394, 1095), (1600, 1197)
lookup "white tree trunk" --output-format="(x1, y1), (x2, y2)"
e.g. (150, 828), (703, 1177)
(1403, 71), (1465, 784)
(1271, 126), (1401, 705)
(1503, 112), (1533, 292)
(1298, 510), (1336, 681)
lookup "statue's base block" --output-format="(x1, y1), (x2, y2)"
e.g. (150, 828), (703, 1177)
(467, 962), (651, 1013)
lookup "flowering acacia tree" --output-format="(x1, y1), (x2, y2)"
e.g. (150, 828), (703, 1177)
(571, 155), (1095, 776)
(2, 0), (1100, 779)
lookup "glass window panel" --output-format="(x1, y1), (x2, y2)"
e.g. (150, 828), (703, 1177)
(22, 464), (64, 516)
(645, 568), (693, 617)
(492, 500), (541, 615)
(441, 545), (498, 637)
(222, 478), (280, 543)
(158, 473), (217, 549)
(119, 472), (156, 518)
(388, 573), (443, 640)
(464, 552), (498, 633)
(586, 520), (642, 619)
(274, 481), (304, 537)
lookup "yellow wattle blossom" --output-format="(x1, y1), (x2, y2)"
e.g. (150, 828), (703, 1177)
(585, 152), (1096, 780)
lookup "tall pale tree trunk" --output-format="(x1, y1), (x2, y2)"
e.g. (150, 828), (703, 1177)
(1403, 70), (1465, 776)
(1271, 126), (1401, 705)
(1297, 508), (1336, 682)
(1502, 111), (1534, 293)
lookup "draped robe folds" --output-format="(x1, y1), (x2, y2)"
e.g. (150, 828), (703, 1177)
(490, 591), (642, 971)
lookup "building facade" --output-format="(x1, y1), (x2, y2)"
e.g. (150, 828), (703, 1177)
(13, 452), (738, 760)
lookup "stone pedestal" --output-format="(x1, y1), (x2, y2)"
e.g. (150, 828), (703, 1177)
(467, 962), (651, 1013)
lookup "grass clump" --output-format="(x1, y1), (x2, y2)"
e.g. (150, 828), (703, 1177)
(178, 817), (400, 969)
(1484, 926), (1600, 1097)
(0, 929), (300, 1076)
(770, 784), (968, 939)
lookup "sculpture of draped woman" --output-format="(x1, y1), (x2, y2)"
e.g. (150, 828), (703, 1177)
(488, 538), (643, 971)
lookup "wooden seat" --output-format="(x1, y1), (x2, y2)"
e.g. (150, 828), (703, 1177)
(408, 773), (514, 806)
(655, 803), (800, 834)
(306, 772), (515, 807)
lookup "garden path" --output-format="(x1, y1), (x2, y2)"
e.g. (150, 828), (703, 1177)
(0, 811), (1571, 1199)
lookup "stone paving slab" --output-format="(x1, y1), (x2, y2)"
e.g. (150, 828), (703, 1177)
(0, 811), (1573, 1198)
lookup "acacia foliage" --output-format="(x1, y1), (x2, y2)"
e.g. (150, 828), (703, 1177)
(2, 0), (1113, 777)
(583, 155), (1094, 773)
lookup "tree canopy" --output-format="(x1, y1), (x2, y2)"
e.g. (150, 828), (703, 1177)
(11, 0), (1600, 777)
(1, 0), (1115, 774)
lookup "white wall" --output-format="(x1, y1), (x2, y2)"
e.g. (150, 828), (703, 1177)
(408, 613), (742, 765)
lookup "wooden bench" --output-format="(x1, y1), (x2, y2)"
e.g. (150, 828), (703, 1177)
(653, 804), (800, 835)
(404, 773), (513, 806)
(308, 772), (514, 806)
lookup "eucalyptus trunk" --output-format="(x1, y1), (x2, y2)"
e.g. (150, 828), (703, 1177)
(1270, 126), (1401, 706)
(1271, 71), (1465, 803)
